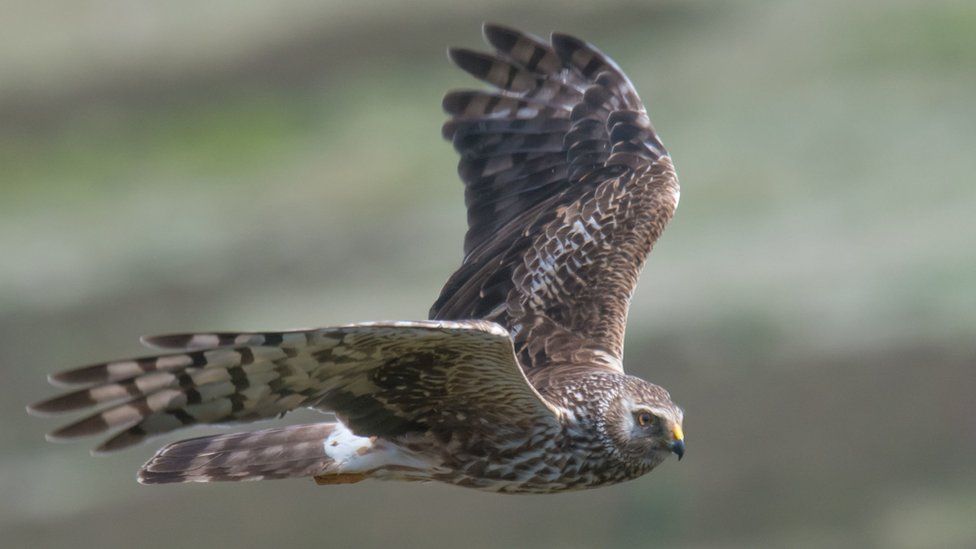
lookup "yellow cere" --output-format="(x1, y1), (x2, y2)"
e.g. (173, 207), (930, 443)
(672, 425), (684, 441)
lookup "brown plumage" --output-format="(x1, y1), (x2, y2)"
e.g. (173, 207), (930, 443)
(28, 24), (685, 493)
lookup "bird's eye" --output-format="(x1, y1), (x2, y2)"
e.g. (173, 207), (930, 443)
(636, 412), (655, 427)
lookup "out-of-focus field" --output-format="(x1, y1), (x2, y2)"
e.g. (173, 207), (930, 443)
(2, 1), (974, 547)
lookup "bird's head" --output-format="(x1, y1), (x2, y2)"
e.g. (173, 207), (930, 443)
(605, 377), (685, 468)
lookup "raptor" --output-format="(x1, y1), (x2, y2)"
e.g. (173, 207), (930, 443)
(29, 23), (685, 494)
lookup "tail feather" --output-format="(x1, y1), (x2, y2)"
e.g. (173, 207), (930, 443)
(138, 423), (336, 484)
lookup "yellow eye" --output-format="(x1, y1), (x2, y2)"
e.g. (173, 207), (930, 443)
(637, 412), (654, 427)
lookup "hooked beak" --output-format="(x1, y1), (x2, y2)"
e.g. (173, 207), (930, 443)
(670, 439), (685, 460)
(670, 424), (685, 460)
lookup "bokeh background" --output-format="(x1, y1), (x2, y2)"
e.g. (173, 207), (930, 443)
(3, 1), (974, 547)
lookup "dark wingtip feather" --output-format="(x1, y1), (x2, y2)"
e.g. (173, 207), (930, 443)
(442, 90), (474, 115)
(46, 372), (80, 389)
(27, 389), (96, 416)
(49, 363), (111, 386)
(482, 23), (519, 52)
(551, 31), (629, 86)
(44, 432), (73, 444)
(550, 32), (586, 61)
(26, 402), (48, 417)
(140, 334), (194, 349)
(26, 402), (53, 417)
(550, 31), (584, 47)
(94, 427), (146, 454)
(448, 48), (493, 80)
(442, 120), (459, 140)
(47, 413), (112, 441)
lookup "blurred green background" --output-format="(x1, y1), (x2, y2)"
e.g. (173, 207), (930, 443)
(2, 0), (974, 547)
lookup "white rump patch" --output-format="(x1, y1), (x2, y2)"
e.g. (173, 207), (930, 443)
(323, 422), (431, 475)
(323, 422), (375, 465)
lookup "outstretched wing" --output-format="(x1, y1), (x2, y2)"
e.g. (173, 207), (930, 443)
(28, 321), (560, 453)
(431, 24), (680, 372)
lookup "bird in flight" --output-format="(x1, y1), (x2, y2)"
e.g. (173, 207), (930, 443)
(29, 23), (685, 494)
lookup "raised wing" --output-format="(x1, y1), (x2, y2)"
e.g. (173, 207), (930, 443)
(28, 321), (560, 453)
(431, 24), (680, 372)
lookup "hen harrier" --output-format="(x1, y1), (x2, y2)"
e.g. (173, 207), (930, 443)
(29, 23), (685, 494)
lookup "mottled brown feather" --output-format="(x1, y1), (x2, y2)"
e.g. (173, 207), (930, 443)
(30, 321), (559, 453)
(432, 23), (679, 372)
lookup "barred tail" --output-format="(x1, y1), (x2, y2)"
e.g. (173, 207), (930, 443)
(138, 423), (339, 484)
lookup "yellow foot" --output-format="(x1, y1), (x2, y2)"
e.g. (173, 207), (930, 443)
(313, 473), (367, 485)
